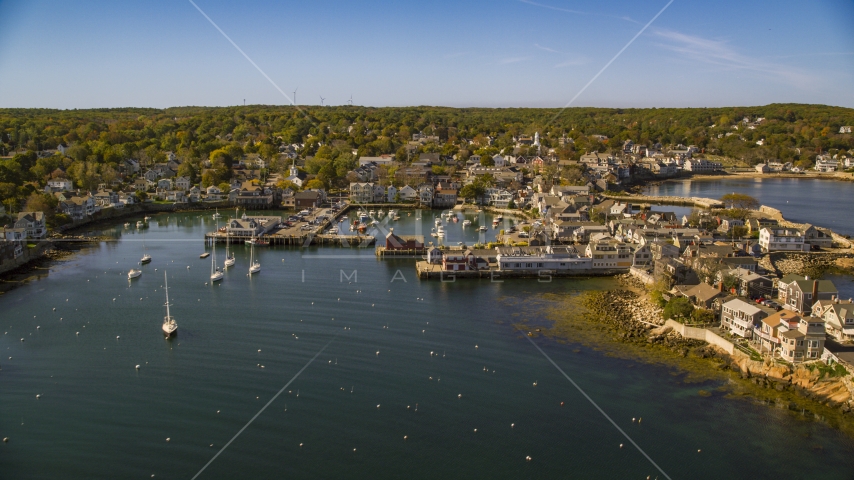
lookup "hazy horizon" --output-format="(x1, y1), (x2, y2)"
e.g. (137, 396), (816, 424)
(1, 0), (852, 110)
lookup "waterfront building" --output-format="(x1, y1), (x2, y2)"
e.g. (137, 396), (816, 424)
(384, 230), (424, 251)
(442, 250), (477, 271)
(778, 316), (826, 362)
(754, 310), (802, 354)
(779, 276), (838, 314)
(682, 158), (722, 173)
(811, 298), (854, 341)
(294, 191), (322, 208)
(721, 298), (773, 339)
(496, 245), (591, 272)
(14, 212), (46, 239)
(758, 227), (810, 253)
(584, 236), (634, 269)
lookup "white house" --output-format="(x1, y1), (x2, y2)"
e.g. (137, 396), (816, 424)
(387, 185), (398, 203)
(398, 185), (417, 201)
(759, 227), (810, 252)
(683, 158), (722, 173)
(350, 182), (376, 204)
(205, 185), (224, 201)
(840, 126), (852, 134)
(174, 176), (191, 191)
(418, 185), (434, 206)
(46, 179), (74, 192)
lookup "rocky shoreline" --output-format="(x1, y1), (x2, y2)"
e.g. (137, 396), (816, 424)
(536, 275), (854, 436)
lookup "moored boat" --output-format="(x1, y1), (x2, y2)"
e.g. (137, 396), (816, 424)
(128, 269), (142, 279)
(161, 272), (177, 337)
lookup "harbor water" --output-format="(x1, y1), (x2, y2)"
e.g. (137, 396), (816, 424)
(1, 212), (853, 479)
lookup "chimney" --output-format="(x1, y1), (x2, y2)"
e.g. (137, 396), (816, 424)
(718, 281), (724, 292)
(811, 280), (819, 307)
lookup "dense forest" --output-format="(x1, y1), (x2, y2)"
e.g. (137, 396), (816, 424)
(1, 103), (852, 213)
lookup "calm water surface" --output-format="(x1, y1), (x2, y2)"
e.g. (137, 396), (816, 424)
(1, 211), (853, 479)
(645, 177), (854, 236)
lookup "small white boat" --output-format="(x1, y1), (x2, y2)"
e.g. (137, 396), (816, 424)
(329, 226), (339, 234)
(369, 210), (376, 217)
(144, 216), (151, 221)
(136, 221), (144, 228)
(124, 222), (130, 228)
(478, 226), (487, 232)
(435, 218), (442, 226)
(462, 220), (472, 227)
(162, 272), (177, 337)
(128, 269), (142, 279)
(388, 209), (397, 217)
(248, 233), (261, 275)
(139, 227), (152, 264)
(210, 226), (223, 282)
(212, 209), (221, 219)
(223, 223), (235, 267)
(393, 215), (400, 220)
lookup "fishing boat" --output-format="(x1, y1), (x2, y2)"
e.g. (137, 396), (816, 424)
(254, 236), (270, 247)
(161, 272), (177, 337)
(248, 233), (261, 275)
(494, 215), (503, 222)
(462, 219), (472, 227)
(140, 228), (151, 264)
(223, 222), (235, 268)
(359, 212), (370, 224)
(128, 268), (142, 279)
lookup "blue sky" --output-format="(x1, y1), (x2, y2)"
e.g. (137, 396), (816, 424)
(0, 0), (852, 109)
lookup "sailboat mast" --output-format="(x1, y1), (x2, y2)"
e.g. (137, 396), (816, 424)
(164, 272), (171, 318)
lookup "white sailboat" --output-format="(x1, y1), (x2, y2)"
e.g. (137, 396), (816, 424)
(223, 219), (235, 268)
(212, 208), (221, 220)
(140, 227), (151, 264)
(248, 232), (261, 275)
(162, 272), (178, 337)
(210, 244), (223, 283)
